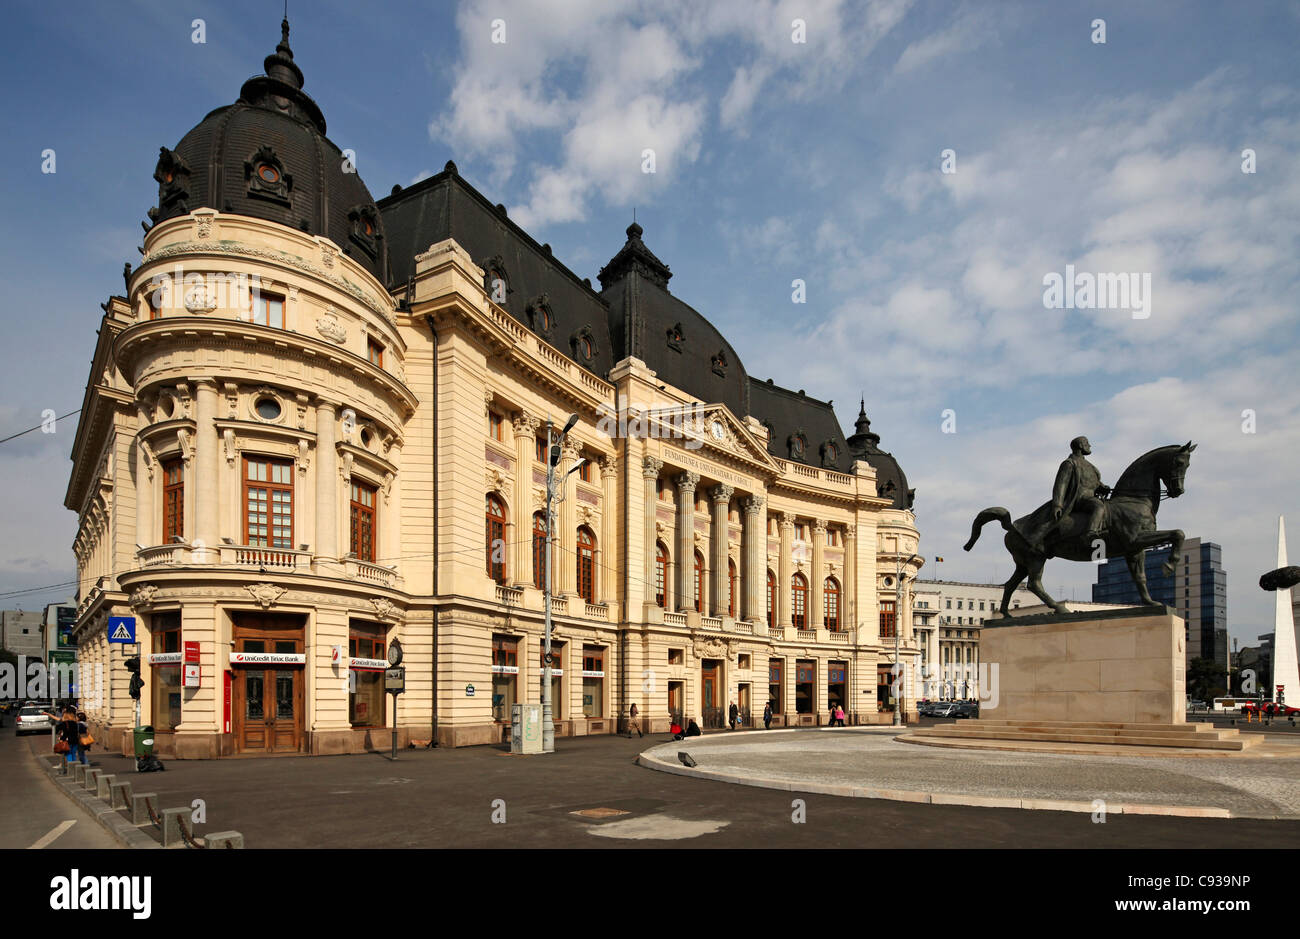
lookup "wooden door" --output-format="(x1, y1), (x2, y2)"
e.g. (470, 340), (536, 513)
(231, 617), (304, 753)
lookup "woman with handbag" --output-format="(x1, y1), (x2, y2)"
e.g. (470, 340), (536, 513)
(55, 706), (78, 766)
(76, 711), (92, 765)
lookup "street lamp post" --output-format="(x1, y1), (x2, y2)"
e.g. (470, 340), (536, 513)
(542, 414), (584, 754)
(893, 552), (919, 727)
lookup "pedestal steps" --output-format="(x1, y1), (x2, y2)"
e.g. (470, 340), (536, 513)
(912, 719), (1261, 751)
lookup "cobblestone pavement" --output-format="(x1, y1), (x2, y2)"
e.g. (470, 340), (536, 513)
(644, 731), (1300, 818)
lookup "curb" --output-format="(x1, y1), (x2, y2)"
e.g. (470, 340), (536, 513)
(894, 734), (1281, 759)
(635, 740), (1233, 819)
(34, 754), (161, 849)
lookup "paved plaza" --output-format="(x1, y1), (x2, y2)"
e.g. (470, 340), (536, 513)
(641, 728), (1300, 818)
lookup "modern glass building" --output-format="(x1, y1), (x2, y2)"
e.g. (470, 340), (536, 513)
(1092, 537), (1228, 670)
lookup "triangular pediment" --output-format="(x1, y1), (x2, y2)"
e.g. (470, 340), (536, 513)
(638, 402), (782, 475)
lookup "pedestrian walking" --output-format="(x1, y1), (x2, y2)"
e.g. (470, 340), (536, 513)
(626, 702), (643, 738)
(76, 711), (92, 765)
(763, 701), (772, 730)
(835, 704), (846, 727)
(56, 706), (79, 768)
(728, 700), (739, 731)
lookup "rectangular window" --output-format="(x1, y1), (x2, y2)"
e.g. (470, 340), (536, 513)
(536, 438), (548, 463)
(150, 613), (182, 731)
(795, 659), (815, 714)
(880, 600), (896, 639)
(946, 599), (951, 609)
(578, 460), (592, 482)
(162, 459), (184, 544)
(348, 622), (387, 728)
(349, 480), (377, 562)
(492, 635), (519, 722)
(738, 653), (751, 670)
(252, 293), (284, 329)
(582, 644), (604, 718)
(243, 456), (294, 548)
(489, 412), (503, 441)
(668, 648), (683, 665)
(367, 337), (384, 368)
(769, 658), (783, 713)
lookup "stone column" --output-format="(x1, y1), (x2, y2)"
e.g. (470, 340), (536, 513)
(559, 438), (582, 595)
(135, 404), (153, 547)
(709, 485), (733, 616)
(384, 440), (402, 570)
(844, 525), (857, 633)
(193, 379), (220, 559)
(511, 412), (540, 587)
(812, 521), (826, 629)
(778, 513), (794, 628)
(599, 455), (617, 605)
(642, 457), (662, 601)
(742, 495), (764, 622)
(674, 472), (699, 610)
(315, 401), (338, 562)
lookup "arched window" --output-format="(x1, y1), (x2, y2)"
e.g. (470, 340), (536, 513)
(655, 542), (669, 608)
(824, 577), (840, 631)
(532, 512), (547, 589)
(767, 570), (777, 623)
(485, 495), (507, 584)
(577, 527), (596, 603)
(728, 559), (737, 617)
(791, 573), (808, 629)
(694, 551), (705, 613)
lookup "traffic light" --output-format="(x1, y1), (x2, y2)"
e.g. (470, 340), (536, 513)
(124, 656), (144, 700)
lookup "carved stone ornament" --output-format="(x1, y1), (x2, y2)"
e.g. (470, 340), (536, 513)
(315, 307), (348, 344)
(321, 244), (336, 269)
(184, 281), (216, 314)
(692, 637), (734, 660)
(223, 428), (238, 466)
(297, 438), (310, 476)
(139, 438), (156, 481)
(370, 597), (401, 622)
(176, 428), (193, 466)
(128, 585), (158, 609)
(245, 583), (287, 610)
(195, 214), (213, 239)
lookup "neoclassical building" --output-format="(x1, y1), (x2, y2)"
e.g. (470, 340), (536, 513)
(65, 22), (924, 756)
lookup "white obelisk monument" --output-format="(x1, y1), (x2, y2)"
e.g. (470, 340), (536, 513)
(1272, 516), (1299, 705)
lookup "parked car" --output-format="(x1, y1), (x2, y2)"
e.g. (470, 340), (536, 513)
(930, 702), (959, 718)
(951, 701), (980, 719)
(1186, 699), (1208, 711)
(1239, 701), (1300, 717)
(14, 706), (55, 736)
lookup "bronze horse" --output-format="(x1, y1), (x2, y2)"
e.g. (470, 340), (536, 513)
(963, 442), (1196, 616)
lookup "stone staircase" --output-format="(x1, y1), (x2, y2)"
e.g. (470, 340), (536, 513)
(910, 719), (1262, 751)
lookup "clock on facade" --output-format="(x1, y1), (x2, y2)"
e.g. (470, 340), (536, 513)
(710, 420), (725, 441)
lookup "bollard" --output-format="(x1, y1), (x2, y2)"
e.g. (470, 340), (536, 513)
(130, 793), (157, 826)
(83, 768), (102, 792)
(110, 781), (132, 809)
(203, 831), (244, 849)
(161, 807), (189, 847)
(96, 774), (116, 801)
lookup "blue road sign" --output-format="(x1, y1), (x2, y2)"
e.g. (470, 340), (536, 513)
(107, 616), (136, 643)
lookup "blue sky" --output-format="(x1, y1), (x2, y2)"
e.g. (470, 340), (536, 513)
(1, 0), (1297, 648)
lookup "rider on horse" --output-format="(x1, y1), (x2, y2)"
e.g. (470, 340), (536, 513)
(1027, 436), (1111, 555)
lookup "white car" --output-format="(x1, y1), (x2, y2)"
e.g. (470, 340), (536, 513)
(14, 706), (55, 736)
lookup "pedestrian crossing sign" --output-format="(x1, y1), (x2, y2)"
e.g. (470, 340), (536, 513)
(108, 616), (136, 643)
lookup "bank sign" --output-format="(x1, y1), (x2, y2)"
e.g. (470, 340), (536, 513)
(229, 652), (307, 665)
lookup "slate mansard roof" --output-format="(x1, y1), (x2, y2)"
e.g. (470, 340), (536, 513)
(146, 19), (913, 506)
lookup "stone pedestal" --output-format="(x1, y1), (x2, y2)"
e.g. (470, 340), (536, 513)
(980, 606), (1185, 724)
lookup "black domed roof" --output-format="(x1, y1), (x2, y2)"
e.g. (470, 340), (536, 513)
(148, 20), (388, 282)
(847, 400), (914, 510)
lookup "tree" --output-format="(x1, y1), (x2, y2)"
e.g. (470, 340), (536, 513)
(1187, 657), (1227, 702)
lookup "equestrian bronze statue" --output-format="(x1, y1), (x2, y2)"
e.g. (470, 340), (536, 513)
(963, 440), (1196, 616)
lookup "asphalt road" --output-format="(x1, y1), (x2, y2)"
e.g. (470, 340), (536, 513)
(35, 726), (1300, 849)
(0, 726), (119, 850)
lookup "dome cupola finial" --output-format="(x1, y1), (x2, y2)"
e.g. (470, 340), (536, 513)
(263, 17), (304, 91)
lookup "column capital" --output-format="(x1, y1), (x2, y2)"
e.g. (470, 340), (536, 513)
(512, 411), (541, 437)
(676, 471), (700, 492)
(780, 512), (796, 529)
(710, 484), (734, 504)
(844, 524), (856, 538)
(598, 454), (618, 480)
(813, 520), (827, 535)
(642, 456), (664, 479)
(561, 437), (583, 461)
(742, 495), (765, 516)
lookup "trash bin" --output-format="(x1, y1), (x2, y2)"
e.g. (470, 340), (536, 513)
(133, 726), (155, 758)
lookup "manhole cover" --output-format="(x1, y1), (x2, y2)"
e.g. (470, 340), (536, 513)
(570, 807), (630, 819)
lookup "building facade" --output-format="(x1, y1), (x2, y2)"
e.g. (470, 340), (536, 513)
(1, 610), (44, 659)
(911, 579), (1037, 700)
(63, 22), (924, 757)
(1092, 537), (1227, 670)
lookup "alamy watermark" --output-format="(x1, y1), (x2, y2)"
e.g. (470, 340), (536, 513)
(1042, 265), (1151, 319)
(595, 396), (711, 450)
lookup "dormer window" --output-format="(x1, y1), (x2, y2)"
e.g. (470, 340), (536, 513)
(788, 431), (808, 460)
(710, 350), (728, 377)
(481, 256), (512, 306)
(244, 145), (292, 206)
(525, 295), (555, 339)
(152, 147), (192, 217)
(570, 325), (597, 363)
(348, 205), (380, 259)
(667, 322), (685, 353)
